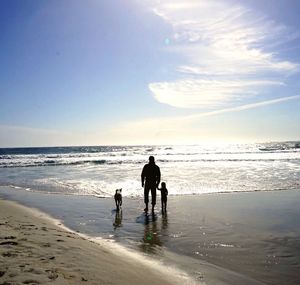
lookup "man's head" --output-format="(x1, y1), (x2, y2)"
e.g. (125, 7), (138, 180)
(149, 156), (155, 164)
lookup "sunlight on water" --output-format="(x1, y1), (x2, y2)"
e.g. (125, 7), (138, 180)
(0, 142), (300, 197)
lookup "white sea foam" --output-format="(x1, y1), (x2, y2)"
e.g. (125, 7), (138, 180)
(0, 143), (300, 197)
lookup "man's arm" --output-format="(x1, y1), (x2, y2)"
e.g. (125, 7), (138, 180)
(141, 166), (145, 187)
(156, 166), (161, 188)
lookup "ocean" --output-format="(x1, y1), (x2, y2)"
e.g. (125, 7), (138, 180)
(1, 141), (300, 196)
(1, 142), (300, 284)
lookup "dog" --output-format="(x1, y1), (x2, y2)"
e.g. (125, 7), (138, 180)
(114, 188), (122, 211)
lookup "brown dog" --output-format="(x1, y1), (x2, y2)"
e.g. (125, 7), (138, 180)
(114, 188), (122, 211)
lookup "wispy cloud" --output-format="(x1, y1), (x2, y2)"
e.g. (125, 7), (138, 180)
(0, 125), (104, 147)
(186, 94), (300, 119)
(146, 0), (299, 109)
(3, 95), (298, 146)
(107, 94), (300, 144)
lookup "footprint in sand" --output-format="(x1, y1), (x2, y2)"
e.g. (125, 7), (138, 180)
(22, 279), (40, 284)
(2, 251), (17, 257)
(19, 238), (28, 242)
(46, 269), (58, 280)
(4, 236), (16, 240)
(24, 268), (43, 275)
(0, 241), (18, 246)
(0, 270), (6, 277)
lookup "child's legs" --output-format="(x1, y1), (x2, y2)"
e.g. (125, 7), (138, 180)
(161, 197), (167, 209)
(163, 197), (167, 210)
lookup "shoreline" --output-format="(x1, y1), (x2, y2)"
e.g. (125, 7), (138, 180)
(0, 198), (196, 285)
(2, 181), (300, 199)
(1, 186), (299, 285)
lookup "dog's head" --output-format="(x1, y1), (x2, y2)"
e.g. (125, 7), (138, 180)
(115, 188), (122, 195)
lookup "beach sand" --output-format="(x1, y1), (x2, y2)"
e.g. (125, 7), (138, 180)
(1, 186), (300, 285)
(0, 199), (194, 285)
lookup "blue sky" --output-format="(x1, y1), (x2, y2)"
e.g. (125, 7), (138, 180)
(1, 0), (300, 146)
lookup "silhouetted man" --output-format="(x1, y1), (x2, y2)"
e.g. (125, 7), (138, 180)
(141, 156), (161, 213)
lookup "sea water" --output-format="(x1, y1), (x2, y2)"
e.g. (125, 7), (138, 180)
(1, 142), (300, 284)
(1, 142), (300, 196)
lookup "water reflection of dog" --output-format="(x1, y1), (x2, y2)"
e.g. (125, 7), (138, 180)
(113, 210), (123, 230)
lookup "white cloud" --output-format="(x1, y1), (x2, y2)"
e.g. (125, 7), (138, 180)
(146, 0), (299, 109)
(149, 79), (283, 108)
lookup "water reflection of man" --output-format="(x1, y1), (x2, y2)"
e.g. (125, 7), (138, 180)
(139, 212), (169, 254)
(140, 213), (162, 254)
(141, 156), (161, 213)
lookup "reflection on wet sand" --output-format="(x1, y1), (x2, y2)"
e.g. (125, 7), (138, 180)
(161, 211), (168, 232)
(113, 210), (123, 230)
(139, 212), (169, 254)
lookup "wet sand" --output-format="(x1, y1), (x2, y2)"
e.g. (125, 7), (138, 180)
(0, 199), (194, 285)
(1, 186), (300, 284)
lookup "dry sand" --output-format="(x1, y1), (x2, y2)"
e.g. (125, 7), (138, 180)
(0, 199), (195, 285)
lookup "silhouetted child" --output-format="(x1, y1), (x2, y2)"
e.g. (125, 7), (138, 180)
(157, 182), (168, 213)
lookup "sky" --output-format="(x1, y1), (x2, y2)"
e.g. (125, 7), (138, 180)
(1, 0), (300, 147)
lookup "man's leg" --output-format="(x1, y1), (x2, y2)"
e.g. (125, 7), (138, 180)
(150, 186), (156, 212)
(144, 185), (150, 212)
